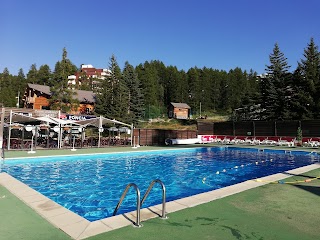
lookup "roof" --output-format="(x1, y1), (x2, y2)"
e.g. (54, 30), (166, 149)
(28, 83), (51, 95)
(5, 113), (40, 124)
(170, 102), (191, 109)
(27, 83), (95, 103)
(76, 90), (95, 103)
(75, 116), (131, 128)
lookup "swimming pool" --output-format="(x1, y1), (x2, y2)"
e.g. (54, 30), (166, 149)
(2, 147), (319, 221)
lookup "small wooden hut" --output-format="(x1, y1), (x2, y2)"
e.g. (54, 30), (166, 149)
(168, 102), (191, 119)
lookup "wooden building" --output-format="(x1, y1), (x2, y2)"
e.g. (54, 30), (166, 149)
(168, 102), (191, 119)
(23, 83), (96, 115)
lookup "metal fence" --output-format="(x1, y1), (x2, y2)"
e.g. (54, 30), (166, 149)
(198, 120), (320, 137)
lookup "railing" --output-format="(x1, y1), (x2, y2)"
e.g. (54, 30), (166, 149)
(1, 147), (4, 160)
(0, 147), (4, 172)
(141, 179), (167, 219)
(113, 183), (142, 227)
(113, 179), (167, 228)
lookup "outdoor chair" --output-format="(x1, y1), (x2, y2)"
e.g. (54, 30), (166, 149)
(243, 137), (256, 145)
(209, 135), (218, 143)
(214, 136), (224, 143)
(252, 136), (268, 145)
(262, 137), (279, 146)
(306, 138), (320, 148)
(220, 136), (230, 144)
(276, 137), (295, 147)
(229, 136), (246, 144)
(236, 136), (247, 144)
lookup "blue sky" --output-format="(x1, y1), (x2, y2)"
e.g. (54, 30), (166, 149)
(2, 0), (320, 75)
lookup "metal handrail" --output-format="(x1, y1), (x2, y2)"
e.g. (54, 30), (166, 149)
(0, 147), (4, 172)
(113, 183), (142, 227)
(1, 147), (4, 160)
(141, 179), (167, 219)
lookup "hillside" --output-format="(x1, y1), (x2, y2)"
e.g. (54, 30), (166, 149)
(137, 114), (229, 130)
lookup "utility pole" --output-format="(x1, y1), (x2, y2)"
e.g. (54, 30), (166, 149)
(0, 107), (5, 152)
(16, 91), (20, 108)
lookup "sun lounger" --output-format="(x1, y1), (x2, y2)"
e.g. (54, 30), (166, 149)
(242, 137), (255, 145)
(302, 137), (320, 148)
(229, 137), (240, 144)
(276, 137), (295, 147)
(308, 138), (320, 148)
(259, 137), (279, 146)
(221, 136), (232, 144)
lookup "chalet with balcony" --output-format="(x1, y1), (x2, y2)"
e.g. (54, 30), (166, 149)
(23, 83), (96, 115)
(168, 102), (191, 119)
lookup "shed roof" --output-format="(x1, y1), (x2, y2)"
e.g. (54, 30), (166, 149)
(170, 102), (191, 109)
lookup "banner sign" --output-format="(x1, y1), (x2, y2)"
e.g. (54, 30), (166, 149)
(60, 114), (97, 121)
(16, 112), (32, 117)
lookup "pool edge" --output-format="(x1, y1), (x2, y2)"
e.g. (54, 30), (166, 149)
(1, 163), (319, 239)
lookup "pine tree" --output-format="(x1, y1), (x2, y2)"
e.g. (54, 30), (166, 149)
(199, 67), (212, 113)
(228, 67), (248, 110)
(123, 61), (144, 123)
(298, 38), (320, 118)
(218, 77), (230, 111)
(263, 43), (292, 120)
(290, 66), (314, 119)
(95, 54), (129, 121)
(136, 62), (159, 106)
(50, 47), (78, 112)
(165, 66), (180, 103)
(187, 67), (201, 114)
(94, 76), (112, 118)
(38, 64), (52, 86)
(136, 62), (159, 118)
(0, 68), (15, 107)
(177, 70), (189, 104)
(110, 54), (128, 120)
(259, 74), (278, 119)
(209, 70), (226, 112)
(151, 60), (166, 110)
(26, 64), (38, 84)
(242, 69), (260, 108)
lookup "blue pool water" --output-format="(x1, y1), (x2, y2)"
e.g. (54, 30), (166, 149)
(1, 147), (319, 221)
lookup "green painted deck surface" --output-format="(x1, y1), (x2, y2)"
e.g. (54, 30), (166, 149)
(89, 169), (320, 240)
(0, 186), (71, 240)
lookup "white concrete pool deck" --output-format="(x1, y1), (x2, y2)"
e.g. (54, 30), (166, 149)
(0, 163), (319, 239)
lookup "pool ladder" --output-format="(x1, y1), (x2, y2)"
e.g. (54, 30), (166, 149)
(113, 179), (167, 227)
(0, 148), (4, 172)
